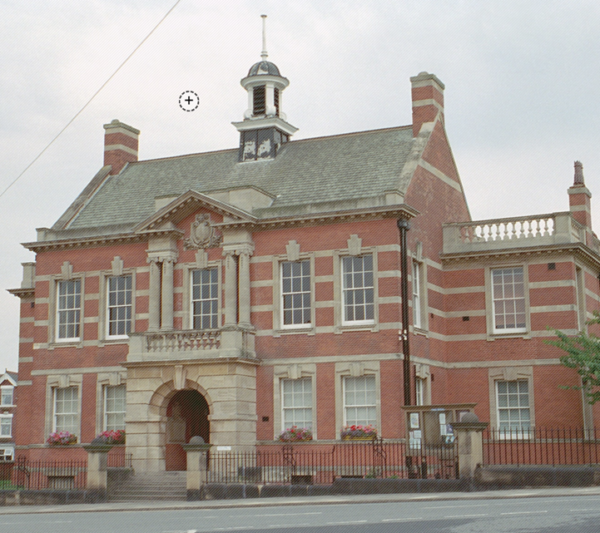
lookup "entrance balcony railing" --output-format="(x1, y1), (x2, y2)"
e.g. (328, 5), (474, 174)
(127, 326), (256, 362)
(145, 330), (221, 352)
(443, 212), (596, 255)
(128, 329), (221, 362)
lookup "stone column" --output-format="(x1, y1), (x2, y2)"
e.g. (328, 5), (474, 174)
(147, 258), (161, 331)
(161, 258), (175, 331)
(182, 437), (212, 501)
(223, 250), (238, 326)
(238, 247), (253, 327)
(450, 413), (489, 480)
(83, 439), (113, 502)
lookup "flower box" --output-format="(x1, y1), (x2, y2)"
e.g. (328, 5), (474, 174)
(46, 431), (78, 445)
(278, 426), (313, 443)
(96, 429), (126, 445)
(340, 425), (377, 440)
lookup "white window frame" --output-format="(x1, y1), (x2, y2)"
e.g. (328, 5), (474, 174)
(412, 260), (422, 329)
(0, 386), (13, 406)
(0, 446), (14, 461)
(191, 267), (220, 330)
(55, 279), (82, 342)
(281, 378), (313, 431)
(104, 384), (126, 431)
(341, 254), (375, 326)
(496, 380), (531, 435)
(281, 260), (312, 329)
(491, 266), (527, 334)
(52, 387), (79, 437)
(106, 275), (133, 339)
(343, 375), (377, 427)
(0, 414), (12, 438)
(415, 377), (425, 406)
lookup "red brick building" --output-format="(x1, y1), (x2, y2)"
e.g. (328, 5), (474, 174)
(9, 52), (600, 471)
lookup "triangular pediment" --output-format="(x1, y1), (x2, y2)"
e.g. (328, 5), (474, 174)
(134, 190), (256, 233)
(0, 372), (17, 387)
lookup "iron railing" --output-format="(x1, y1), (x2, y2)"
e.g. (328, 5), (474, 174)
(207, 439), (458, 484)
(483, 427), (600, 466)
(2, 456), (87, 490)
(107, 450), (133, 469)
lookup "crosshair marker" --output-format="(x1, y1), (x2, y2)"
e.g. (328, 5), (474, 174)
(179, 91), (199, 112)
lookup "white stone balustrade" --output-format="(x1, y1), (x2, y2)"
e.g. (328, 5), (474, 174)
(128, 327), (256, 363)
(146, 331), (221, 352)
(443, 212), (589, 255)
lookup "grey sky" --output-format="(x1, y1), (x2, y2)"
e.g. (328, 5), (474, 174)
(2, 0), (600, 372)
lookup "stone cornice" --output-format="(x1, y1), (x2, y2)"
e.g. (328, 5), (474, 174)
(440, 242), (600, 270)
(215, 204), (419, 230)
(22, 205), (418, 252)
(22, 233), (146, 253)
(121, 357), (261, 369)
(7, 287), (35, 299)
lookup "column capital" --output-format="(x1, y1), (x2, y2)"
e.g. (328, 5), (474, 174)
(222, 244), (255, 257)
(147, 251), (179, 264)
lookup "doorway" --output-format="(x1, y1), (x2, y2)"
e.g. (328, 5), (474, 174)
(165, 389), (210, 471)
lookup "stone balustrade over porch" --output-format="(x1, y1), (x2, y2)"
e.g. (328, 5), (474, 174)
(442, 212), (599, 255)
(128, 327), (255, 362)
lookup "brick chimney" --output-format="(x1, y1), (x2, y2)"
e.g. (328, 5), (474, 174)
(568, 161), (593, 243)
(103, 119), (140, 175)
(410, 72), (444, 137)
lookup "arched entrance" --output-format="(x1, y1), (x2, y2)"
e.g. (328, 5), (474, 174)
(165, 389), (210, 471)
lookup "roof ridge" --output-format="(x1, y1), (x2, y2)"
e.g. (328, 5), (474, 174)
(130, 124), (412, 165)
(291, 124), (411, 144)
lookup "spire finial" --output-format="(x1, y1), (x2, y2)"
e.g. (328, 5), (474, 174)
(261, 14), (268, 61)
(574, 160), (585, 186)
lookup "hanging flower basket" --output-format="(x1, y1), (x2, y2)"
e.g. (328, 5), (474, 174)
(340, 425), (377, 440)
(46, 431), (78, 445)
(278, 426), (313, 443)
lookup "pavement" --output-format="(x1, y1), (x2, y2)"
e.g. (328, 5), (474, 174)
(1, 486), (600, 515)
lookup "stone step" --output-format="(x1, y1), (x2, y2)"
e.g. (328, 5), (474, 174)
(109, 472), (187, 502)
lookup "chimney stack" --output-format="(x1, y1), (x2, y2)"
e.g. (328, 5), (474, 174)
(103, 119), (140, 175)
(410, 72), (444, 137)
(568, 160), (593, 243)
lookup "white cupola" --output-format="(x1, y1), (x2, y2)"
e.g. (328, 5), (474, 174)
(233, 15), (298, 162)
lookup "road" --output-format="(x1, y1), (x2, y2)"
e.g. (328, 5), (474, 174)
(1, 494), (600, 532)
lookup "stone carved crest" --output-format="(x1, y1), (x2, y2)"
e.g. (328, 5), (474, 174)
(184, 213), (222, 250)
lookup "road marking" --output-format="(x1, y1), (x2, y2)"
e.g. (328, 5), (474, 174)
(570, 508), (599, 512)
(0, 521), (72, 525)
(444, 514), (489, 518)
(265, 525), (309, 529)
(501, 511), (548, 515)
(327, 520), (368, 525)
(382, 517), (424, 522)
(255, 512), (322, 517)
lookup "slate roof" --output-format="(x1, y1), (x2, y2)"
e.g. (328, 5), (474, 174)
(64, 125), (416, 232)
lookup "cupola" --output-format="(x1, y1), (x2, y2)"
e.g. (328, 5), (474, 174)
(232, 15), (298, 162)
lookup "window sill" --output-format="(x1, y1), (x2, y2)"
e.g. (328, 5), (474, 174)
(273, 327), (315, 337)
(49, 340), (82, 350)
(412, 327), (429, 337)
(335, 323), (378, 334)
(99, 337), (130, 346)
(488, 331), (530, 341)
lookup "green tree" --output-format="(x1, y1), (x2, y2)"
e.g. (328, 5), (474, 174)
(547, 310), (600, 405)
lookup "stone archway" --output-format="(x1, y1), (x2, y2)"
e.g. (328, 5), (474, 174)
(165, 389), (210, 471)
